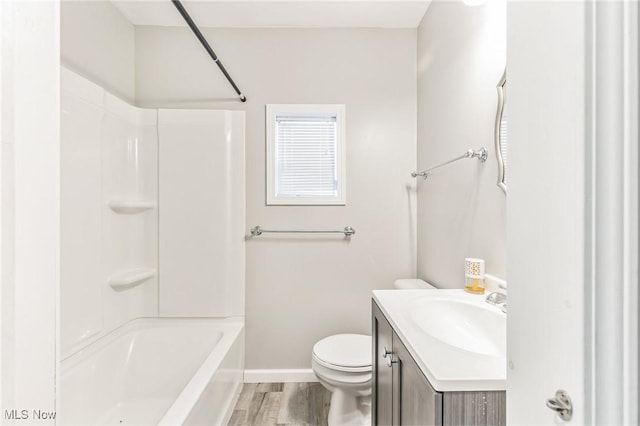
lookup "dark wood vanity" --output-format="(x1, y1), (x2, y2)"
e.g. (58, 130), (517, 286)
(372, 300), (506, 426)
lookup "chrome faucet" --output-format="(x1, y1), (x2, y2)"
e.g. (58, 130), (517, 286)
(485, 285), (507, 313)
(485, 292), (506, 305)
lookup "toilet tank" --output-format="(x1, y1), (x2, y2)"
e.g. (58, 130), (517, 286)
(393, 279), (436, 289)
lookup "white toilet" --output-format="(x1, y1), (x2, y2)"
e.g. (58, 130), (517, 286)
(312, 334), (372, 425)
(311, 278), (435, 425)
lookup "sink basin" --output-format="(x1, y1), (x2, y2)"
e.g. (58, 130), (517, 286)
(373, 289), (507, 391)
(409, 294), (506, 357)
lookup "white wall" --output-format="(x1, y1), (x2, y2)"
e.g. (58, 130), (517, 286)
(135, 27), (417, 369)
(1, 1), (59, 422)
(61, 1), (135, 103)
(416, 0), (506, 288)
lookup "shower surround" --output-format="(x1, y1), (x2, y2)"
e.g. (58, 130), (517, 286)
(60, 68), (245, 425)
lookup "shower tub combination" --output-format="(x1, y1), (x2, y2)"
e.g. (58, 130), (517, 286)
(60, 319), (243, 425)
(60, 68), (246, 425)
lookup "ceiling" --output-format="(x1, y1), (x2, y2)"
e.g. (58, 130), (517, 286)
(111, 0), (432, 29)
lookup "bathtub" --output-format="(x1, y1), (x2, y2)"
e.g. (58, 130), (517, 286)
(60, 318), (244, 425)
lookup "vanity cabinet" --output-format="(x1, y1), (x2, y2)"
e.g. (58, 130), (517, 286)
(372, 300), (506, 426)
(373, 298), (394, 425)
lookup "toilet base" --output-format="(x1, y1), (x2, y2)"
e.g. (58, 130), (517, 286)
(327, 389), (371, 426)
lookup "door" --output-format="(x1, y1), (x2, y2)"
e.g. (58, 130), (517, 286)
(373, 301), (394, 426)
(393, 331), (442, 426)
(507, 1), (638, 424)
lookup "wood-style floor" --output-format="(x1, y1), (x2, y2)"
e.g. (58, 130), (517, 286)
(229, 382), (331, 426)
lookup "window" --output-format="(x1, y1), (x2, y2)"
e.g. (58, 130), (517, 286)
(266, 104), (346, 205)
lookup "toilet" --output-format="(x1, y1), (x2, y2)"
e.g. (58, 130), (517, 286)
(312, 334), (373, 425)
(311, 278), (435, 425)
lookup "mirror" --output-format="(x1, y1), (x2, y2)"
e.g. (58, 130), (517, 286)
(495, 69), (507, 194)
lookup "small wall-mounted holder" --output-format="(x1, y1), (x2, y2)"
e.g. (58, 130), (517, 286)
(108, 268), (156, 291)
(108, 200), (156, 214)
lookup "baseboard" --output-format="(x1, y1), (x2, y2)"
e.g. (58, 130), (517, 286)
(243, 369), (318, 383)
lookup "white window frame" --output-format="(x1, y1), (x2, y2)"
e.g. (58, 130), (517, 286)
(266, 104), (346, 205)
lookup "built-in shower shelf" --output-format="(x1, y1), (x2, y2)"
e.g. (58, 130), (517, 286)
(108, 200), (156, 214)
(108, 268), (156, 291)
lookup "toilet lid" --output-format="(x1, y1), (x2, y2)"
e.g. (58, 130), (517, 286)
(313, 334), (372, 369)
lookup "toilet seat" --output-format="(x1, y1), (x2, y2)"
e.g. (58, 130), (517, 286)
(312, 334), (372, 373)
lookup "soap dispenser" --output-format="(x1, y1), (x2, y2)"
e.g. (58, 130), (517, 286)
(464, 258), (485, 294)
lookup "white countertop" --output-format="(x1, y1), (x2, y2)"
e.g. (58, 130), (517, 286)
(373, 289), (506, 392)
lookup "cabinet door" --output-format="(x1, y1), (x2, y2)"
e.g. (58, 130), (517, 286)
(393, 331), (443, 426)
(443, 392), (506, 426)
(372, 301), (394, 426)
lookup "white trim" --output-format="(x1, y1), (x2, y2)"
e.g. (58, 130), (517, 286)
(0, 1), (5, 412)
(623, 1), (639, 423)
(265, 104), (346, 206)
(587, 2), (640, 424)
(584, 2), (597, 424)
(243, 369), (319, 383)
(594, 2), (625, 423)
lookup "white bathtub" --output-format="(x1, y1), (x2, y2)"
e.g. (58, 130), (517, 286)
(60, 318), (244, 425)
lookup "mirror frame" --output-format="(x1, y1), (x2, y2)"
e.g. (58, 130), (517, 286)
(495, 69), (507, 194)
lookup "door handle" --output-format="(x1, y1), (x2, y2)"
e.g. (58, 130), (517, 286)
(546, 390), (572, 421)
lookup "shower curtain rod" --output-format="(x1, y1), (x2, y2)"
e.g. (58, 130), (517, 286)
(171, 0), (247, 103)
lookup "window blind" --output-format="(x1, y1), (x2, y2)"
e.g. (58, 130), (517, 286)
(275, 113), (338, 198)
